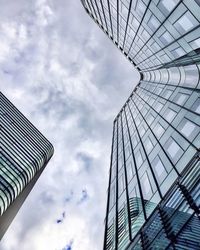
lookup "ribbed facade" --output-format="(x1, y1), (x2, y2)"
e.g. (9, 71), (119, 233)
(0, 92), (54, 238)
(81, 0), (200, 249)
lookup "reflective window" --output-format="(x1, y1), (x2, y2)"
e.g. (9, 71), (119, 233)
(165, 108), (176, 123)
(190, 37), (200, 49)
(160, 31), (173, 45)
(154, 123), (165, 138)
(136, 1), (146, 17)
(118, 174), (124, 195)
(152, 156), (167, 183)
(174, 93), (189, 105)
(127, 161), (134, 182)
(144, 137), (153, 154)
(136, 150), (143, 168)
(141, 172), (152, 199)
(191, 98), (200, 114)
(163, 90), (173, 99)
(154, 102), (163, 112)
(159, 0), (178, 13)
(148, 15), (160, 32)
(178, 118), (199, 139)
(146, 113), (155, 125)
(164, 138), (183, 163)
(174, 11), (199, 34)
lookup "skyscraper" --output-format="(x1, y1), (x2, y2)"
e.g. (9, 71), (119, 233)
(81, 0), (200, 249)
(0, 92), (54, 239)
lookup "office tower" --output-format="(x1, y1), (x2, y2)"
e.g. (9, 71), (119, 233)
(81, 0), (200, 70)
(0, 92), (54, 239)
(81, 0), (200, 249)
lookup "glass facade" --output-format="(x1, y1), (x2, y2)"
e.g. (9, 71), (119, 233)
(81, 0), (200, 249)
(0, 92), (54, 239)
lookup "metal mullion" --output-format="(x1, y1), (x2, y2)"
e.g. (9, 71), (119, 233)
(0, 141), (34, 181)
(1, 118), (42, 164)
(0, 129), (40, 173)
(94, 0), (104, 27)
(1, 157), (25, 191)
(106, 0), (114, 38)
(132, 1), (182, 61)
(85, 0), (96, 18)
(0, 109), (50, 151)
(136, 24), (200, 69)
(0, 176), (15, 204)
(99, 0), (109, 32)
(115, 119), (119, 250)
(1, 159), (23, 193)
(88, 0), (99, 22)
(123, 108), (147, 221)
(138, 84), (200, 117)
(135, 89), (199, 152)
(117, 0), (119, 43)
(120, 112), (132, 241)
(126, 102), (163, 199)
(127, 0), (151, 55)
(0, 134), (33, 170)
(129, 93), (180, 177)
(0, 168), (21, 197)
(103, 121), (115, 250)
(0, 94), (51, 147)
(122, 0), (133, 49)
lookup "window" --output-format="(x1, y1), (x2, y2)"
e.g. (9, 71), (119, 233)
(152, 156), (167, 183)
(164, 108), (176, 122)
(136, 150), (143, 168)
(190, 37), (200, 50)
(136, 1), (146, 17)
(118, 174), (124, 195)
(163, 90), (173, 99)
(109, 185), (115, 209)
(127, 161), (134, 182)
(148, 15), (160, 31)
(164, 138), (183, 163)
(171, 47), (185, 58)
(154, 123), (165, 138)
(191, 98), (200, 114)
(160, 31), (173, 45)
(174, 93), (189, 105)
(141, 172), (152, 199)
(174, 11), (199, 34)
(144, 137), (153, 154)
(159, 0), (178, 13)
(178, 118), (199, 139)
(154, 102), (163, 112)
(146, 113), (155, 125)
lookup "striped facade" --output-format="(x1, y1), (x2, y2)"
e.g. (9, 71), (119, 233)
(81, 0), (200, 249)
(0, 92), (54, 239)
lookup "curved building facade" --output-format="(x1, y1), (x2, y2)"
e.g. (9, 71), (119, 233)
(0, 92), (54, 239)
(81, 1), (200, 249)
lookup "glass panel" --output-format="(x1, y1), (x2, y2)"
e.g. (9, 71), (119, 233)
(164, 138), (183, 163)
(174, 11), (199, 33)
(165, 108), (177, 123)
(152, 156), (167, 183)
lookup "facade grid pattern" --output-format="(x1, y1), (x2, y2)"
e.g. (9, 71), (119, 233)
(81, 0), (200, 249)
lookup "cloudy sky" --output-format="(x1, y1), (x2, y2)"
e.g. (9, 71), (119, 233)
(0, 0), (139, 249)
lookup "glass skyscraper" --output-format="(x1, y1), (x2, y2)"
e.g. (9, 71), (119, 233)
(81, 0), (200, 249)
(0, 92), (54, 239)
